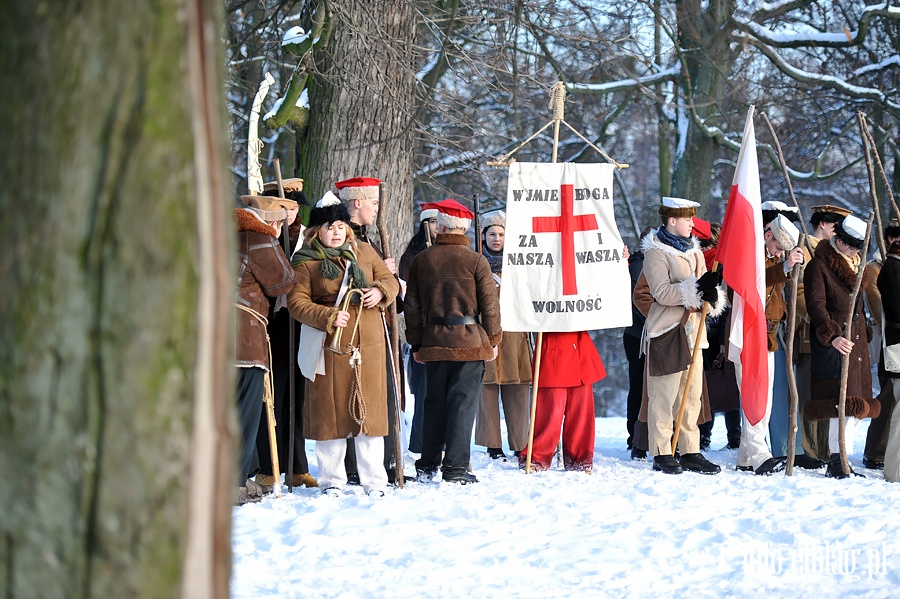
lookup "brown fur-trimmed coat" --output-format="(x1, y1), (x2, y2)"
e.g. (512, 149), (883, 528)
(803, 239), (878, 421)
(236, 209), (295, 370)
(287, 241), (399, 440)
(405, 233), (502, 362)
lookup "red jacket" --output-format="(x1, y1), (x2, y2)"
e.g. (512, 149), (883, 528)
(535, 331), (606, 388)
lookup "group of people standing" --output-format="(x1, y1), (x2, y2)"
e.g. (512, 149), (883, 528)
(625, 197), (900, 480)
(234, 178), (900, 504)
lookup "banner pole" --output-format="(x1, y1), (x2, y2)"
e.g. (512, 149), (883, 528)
(524, 82), (566, 474)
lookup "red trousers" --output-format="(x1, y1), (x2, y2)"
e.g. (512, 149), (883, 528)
(522, 385), (595, 471)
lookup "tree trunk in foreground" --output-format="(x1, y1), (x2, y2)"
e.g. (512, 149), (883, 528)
(0, 1), (234, 597)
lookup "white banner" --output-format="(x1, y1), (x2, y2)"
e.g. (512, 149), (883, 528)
(499, 162), (632, 332)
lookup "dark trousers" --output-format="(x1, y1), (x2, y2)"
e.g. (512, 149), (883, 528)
(865, 375), (895, 461)
(416, 360), (484, 474)
(255, 358), (309, 477)
(237, 367), (265, 482)
(623, 334), (644, 449)
(406, 346), (428, 453)
(699, 410), (742, 448)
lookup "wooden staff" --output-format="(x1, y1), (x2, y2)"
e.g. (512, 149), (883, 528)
(376, 182), (405, 488)
(836, 212), (874, 476)
(274, 158), (296, 492)
(760, 111), (809, 476)
(671, 262), (717, 453)
(860, 116), (900, 222)
(858, 113), (887, 259)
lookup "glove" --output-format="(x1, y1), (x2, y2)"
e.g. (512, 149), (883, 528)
(696, 271), (721, 304)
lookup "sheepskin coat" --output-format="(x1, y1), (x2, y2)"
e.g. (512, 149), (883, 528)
(878, 241), (900, 379)
(286, 241), (399, 440)
(483, 272), (532, 385)
(405, 233), (502, 362)
(639, 230), (727, 355)
(764, 254), (791, 352)
(803, 239), (878, 421)
(236, 209), (296, 370)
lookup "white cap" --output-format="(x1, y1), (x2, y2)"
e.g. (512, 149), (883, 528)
(661, 197), (700, 209)
(841, 214), (867, 241)
(316, 190), (341, 208)
(760, 200), (799, 214)
(769, 214), (800, 251)
(419, 208), (439, 222)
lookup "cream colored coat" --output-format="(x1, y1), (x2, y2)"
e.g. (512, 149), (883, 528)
(639, 231), (727, 354)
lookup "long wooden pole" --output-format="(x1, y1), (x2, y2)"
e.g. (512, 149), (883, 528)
(671, 262), (717, 454)
(836, 212), (874, 476)
(860, 116), (900, 222)
(274, 158), (295, 493)
(377, 182), (405, 488)
(760, 112), (807, 476)
(524, 82), (565, 474)
(858, 113), (887, 259)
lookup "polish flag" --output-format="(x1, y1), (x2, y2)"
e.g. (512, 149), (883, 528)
(717, 107), (768, 426)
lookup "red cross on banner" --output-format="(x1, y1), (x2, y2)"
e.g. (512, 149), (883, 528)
(532, 183), (599, 295)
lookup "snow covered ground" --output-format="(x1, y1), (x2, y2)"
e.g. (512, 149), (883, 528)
(232, 416), (900, 598)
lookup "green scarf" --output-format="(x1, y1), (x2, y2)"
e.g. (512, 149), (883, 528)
(292, 239), (368, 288)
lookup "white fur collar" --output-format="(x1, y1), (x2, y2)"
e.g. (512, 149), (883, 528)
(640, 228), (702, 257)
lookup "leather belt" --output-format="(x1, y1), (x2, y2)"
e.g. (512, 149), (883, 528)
(315, 294), (361, 306)
(428, 315), (477, 326)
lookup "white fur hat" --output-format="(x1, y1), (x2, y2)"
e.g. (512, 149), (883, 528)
(769, 214), (800, 251)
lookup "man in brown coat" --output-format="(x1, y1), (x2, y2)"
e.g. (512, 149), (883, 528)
(406, 199), (501, 484)
(235, 196), (296, 502)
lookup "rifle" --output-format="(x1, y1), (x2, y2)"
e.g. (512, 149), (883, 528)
(376, 182), (405, 488)
(274, 158), (296, 492)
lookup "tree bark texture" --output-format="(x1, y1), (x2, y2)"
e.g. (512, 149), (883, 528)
(303, 0), (418, 256)
(0, 1), (234, 598)
(671, 0), (735, 213)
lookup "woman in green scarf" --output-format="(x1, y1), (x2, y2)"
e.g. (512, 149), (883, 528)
(287, 193), (399, 497)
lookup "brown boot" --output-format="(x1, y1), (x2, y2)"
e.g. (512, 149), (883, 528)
(291, 472), (318, 488)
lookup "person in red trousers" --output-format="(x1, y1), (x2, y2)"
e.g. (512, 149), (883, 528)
(518, 331), (606, 472)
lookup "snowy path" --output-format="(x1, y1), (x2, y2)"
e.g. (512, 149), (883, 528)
(232, 417), (900, 598)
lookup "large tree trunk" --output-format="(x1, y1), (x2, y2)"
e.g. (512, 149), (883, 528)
(671, 0), (735, 215)
(0, 1), (234, 598)
(302, 0), (418, 255)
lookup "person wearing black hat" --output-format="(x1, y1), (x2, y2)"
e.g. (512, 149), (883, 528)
(879, 223), (900, 482)
(287, 192), (400, 496)
(803, 214), (880, 478)
(405, 199), (501, 484)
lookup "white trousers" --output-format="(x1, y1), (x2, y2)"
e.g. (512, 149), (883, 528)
(316, 435), (388, 493)
(736, 351), (775, 470)
(828, 417), (859, 455)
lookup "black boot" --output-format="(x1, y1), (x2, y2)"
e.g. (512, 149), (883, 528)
(487, 447), (508, 461)
(630, 447), (647, 461)
(443, 470), (479, 484)
(862, 456), (885, 470)
(680, 453), (721, 475)
(793, 454), (826, 470)
(827, 454), (864, 479)
(755, 456), (787, 476)
(652, 455), (683, 475)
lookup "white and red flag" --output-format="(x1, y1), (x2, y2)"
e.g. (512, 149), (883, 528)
(499, 162), (631, 332)
(717, 107), (768, 426)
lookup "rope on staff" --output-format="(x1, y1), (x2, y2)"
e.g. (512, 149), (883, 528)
(348, 347), (367, 436)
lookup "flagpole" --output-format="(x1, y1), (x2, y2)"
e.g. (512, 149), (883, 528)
(858, 113), (887, 259)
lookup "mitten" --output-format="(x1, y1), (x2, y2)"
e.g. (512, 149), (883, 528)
(696, 271), (721, 304)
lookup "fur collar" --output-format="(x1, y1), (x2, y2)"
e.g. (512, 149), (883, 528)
(815, 236), (864, 290)
(434, 233), (472, 246)
(640, 228), (701, 258)
(235, 208), (277, 237)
